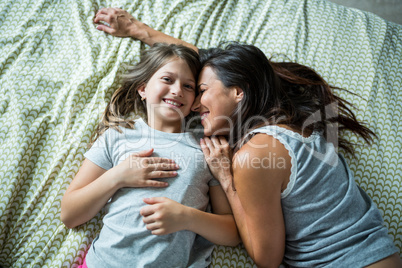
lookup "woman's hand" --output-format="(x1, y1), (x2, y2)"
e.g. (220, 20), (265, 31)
(94, 7), (147, 38)
(200, 137), (234, 192)
(140, 197), (190, 235)
(114, 148), (179, 188)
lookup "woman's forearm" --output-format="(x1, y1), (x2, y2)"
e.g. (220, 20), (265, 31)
(186, 208), (240, 247)
(60, 169), (120, 228)
(222, 185), (255, 258)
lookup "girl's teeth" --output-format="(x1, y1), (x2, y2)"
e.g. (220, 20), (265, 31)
(165, 100), (181, 107)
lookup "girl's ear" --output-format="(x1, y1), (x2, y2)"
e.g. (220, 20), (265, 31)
(234, 86), (244, 103)
(137, 83), (146, 100)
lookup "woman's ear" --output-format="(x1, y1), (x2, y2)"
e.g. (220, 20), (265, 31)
(137, 84), (146, 100)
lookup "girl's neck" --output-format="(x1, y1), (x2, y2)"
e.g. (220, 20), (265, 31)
(146, 118), (184, 133)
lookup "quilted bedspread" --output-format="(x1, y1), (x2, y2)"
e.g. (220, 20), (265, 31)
(0, 0), (401, 267)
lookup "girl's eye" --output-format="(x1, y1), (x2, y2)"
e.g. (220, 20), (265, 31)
(162, 77), (172, 82)
(184, 84), (194, 91)
(199, 89), (206, 94)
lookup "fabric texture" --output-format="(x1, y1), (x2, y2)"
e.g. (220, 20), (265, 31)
(0, 0), (401, 267)
(77, 259), (87, 268)
(83, 118), (217, 268)
(248, 126), (398, 267)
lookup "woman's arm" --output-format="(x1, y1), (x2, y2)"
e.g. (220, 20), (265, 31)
(140, 185), (240, 246)
(201, 135), (289, 268)
(61, 149), (179, 228)
(93, 8), (198, 52)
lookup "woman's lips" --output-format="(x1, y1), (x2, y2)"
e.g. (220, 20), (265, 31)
(200, 112), (209, 121)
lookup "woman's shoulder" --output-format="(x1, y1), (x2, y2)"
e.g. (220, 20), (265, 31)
(234, 133), (292, 170)
(237, 131), (290, 153)
(233, 132), (292, 194)
(250, 124), (313, 138)
(247, 125), (322, 149)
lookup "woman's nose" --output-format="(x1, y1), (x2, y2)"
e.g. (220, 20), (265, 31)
(191, 95), (201, 112)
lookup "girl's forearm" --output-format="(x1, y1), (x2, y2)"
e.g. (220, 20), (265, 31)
(186, 208), (240, 247)
(130, 21), (198, 52)
(60, 169), (120, 228)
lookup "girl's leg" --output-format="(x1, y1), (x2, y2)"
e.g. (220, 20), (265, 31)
(77, 258), (88, 268)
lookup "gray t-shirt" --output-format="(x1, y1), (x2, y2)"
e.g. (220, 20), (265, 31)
(84, 118), (219, 268)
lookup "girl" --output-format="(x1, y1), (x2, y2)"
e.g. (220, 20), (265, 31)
(93, 8), (401, 267)
(61, 43), (239, 268)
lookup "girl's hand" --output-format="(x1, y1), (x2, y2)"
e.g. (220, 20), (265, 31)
(140, 197), (190, 235)
(94, 8), (146, 38)
(115, 149), (179, 188)
(200, 137), (234, 192)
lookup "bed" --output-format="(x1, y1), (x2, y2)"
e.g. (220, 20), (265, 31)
(0, 0), (401, 267)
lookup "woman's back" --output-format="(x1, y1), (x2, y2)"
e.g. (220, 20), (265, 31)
(247, 125), (397, 267)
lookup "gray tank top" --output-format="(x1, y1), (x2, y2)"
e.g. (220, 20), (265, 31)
(248, 125), (397, 267)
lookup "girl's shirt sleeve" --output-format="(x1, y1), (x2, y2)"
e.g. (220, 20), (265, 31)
(84, 130), (113, 170)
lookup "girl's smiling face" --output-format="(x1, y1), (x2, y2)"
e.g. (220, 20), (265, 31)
(192, 66), (243, 136)
(138, 58), (196, 132)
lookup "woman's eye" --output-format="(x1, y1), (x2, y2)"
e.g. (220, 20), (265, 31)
(199, 89), (206, 94)
(162, 77), (172, 82)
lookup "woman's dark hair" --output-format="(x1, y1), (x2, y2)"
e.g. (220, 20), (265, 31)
(200, 42), (376, 154)
(90, 43), (200, 144)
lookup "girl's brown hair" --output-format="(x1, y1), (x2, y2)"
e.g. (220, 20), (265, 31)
(200, 43), (376, 154)
(90, 43), (200, 144)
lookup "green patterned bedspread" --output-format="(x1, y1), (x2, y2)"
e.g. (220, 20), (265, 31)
(0, 0), (401, 267)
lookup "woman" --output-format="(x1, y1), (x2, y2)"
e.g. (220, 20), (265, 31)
(93, 8), (401, 267)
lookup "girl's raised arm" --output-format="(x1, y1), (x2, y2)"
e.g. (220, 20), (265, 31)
(93, 8), (198, 52)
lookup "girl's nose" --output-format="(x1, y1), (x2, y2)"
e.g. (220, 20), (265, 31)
(171, 84), (183, 97)
(191, 95), (201, 112)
